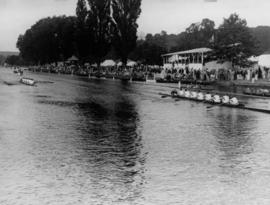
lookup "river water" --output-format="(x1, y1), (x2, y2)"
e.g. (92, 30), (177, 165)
(0, 68), (270, 205)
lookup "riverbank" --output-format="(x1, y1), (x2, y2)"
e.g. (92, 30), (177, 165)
(216, 79), (270, 88)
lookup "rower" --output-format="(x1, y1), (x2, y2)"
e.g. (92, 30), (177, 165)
(197, 91), (204, 101)
(190, 90), (198, 99)
(229, 97), (239, 105)
(171, 89), (177, 96)
(184, 89), (191, 98)
(213, 93), (221, 103)
(177, 88), (185, 97)
(221, 95), (230, 104)
(245, 87), (251, 94)
(205, 92), (212, 102)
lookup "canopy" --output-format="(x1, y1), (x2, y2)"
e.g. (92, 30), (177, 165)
(127, 60), (137, 67)
(248, 56), (259, 62)
(67, 55), (79, 61)
(101, 59), (116, 67)
(162, 47), (213, 57)
(258, 54), (270, 68)
(117, 61), (123, 66)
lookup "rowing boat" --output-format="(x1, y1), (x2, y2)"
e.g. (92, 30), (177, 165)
(170, 91), (244, 108)
(159, 92), (270, 115)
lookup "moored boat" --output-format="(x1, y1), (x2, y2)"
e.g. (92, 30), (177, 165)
(118, 71), (131, 81)
(243, 88), (270, 97)
(180, 79), (215, 85)
(20, 77), (36, 86)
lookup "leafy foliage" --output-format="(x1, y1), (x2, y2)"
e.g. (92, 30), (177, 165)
(111, 0), (142, 65)
(75, 0), (92, 62)
(249, 26), (270, 55)
(5, 55), (26, 66)
(85, 0), (113, 65)
(17, 16), (76, 64)
(213, 13), (257, 67)
(16, 7), (270, 67)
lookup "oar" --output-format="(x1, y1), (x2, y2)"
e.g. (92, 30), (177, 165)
(207, 102), (225, 109)
(159, 92), (171, 98)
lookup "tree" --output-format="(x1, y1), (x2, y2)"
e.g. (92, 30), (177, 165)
(75, 0), (91, 62)
(129, 39), (167, 65)
(184, 18), (215, 49)
(249, 26), (270, 55)
(17, 16), (76, 65)
(214, 13), (257, 67)
(111, 0), (142, 65)
(85, 0), (113, 66)
(5, 55), (26, 66)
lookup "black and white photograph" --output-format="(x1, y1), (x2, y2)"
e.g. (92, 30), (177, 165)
(1, 0), (270, 204)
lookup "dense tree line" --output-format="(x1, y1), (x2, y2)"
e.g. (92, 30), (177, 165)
(16, 5), (270, 67)
(249, 26), (270, 54)
(17, 16), (76, 65)
(129, 14), (267, 67)
(5, 55), (27, 66)
(17, 0), (142, 66)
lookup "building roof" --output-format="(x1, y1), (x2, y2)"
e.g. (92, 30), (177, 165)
(161, 47), (213, 57)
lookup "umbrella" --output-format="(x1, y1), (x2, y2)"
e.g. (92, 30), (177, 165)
(101, 59), (116, 67)
(127, 60), (137, 67)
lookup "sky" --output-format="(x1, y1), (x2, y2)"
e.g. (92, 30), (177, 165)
(0, 0), (270, 51)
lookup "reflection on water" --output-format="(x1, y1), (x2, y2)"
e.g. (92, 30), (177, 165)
(209, 110), (257, 183)
(1, 68), (270, 204)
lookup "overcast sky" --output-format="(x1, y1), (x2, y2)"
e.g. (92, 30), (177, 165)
(0, 0), (269, 51)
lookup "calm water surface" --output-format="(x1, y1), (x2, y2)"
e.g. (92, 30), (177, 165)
(0, 68), (270, 205)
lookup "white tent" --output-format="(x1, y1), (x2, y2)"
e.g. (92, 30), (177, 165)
(101, 59), (116, 67)
(248, 56), (259, 62)
(127, 60), (137, 67)
(117, 61), (123, 66)
(258, 54), (270, 68)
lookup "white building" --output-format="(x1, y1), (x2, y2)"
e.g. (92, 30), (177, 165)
(161, 47), (232, 71)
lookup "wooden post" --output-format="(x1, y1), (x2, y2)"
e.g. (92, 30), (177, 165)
(202, 52), (204, 68)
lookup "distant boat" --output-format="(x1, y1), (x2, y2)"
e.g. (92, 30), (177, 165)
(131, 72), (146, 82)
(20, 77), (36, 86)
(119, 71), (131, 81)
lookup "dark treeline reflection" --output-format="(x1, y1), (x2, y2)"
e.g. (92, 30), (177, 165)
(71, 88), (145, 201)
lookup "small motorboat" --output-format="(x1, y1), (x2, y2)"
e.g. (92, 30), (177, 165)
(20, 77), (36, 86)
